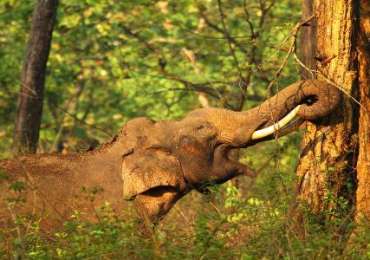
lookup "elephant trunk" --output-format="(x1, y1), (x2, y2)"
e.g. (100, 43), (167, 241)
(183, 80), (340, 147)
(227, 80), (341, 146)
(247, 80), (341, 127)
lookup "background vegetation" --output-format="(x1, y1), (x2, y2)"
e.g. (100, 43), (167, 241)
(0, 0), (368, 258)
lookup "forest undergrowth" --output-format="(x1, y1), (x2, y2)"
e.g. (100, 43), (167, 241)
(1, 136), (369, 259)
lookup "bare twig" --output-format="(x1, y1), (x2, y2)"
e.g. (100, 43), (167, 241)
(199, 9), (248, 54)
(216, 0), (245, 82)
(293, 53), (363, 108)
(266, 15), (315, 94)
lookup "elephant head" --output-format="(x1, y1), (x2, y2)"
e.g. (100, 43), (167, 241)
(121, 80), (340, 223)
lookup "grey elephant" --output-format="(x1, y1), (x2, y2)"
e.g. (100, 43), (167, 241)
(0, 80), (340, 232)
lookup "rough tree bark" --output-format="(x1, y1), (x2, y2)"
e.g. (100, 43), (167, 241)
(297, 0), (358, 218)
(13, 0), (59, 154)
(356, 0), (370, 222)
(300, 0), (316, 80)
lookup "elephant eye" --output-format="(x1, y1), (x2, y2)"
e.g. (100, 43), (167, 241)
(304, 95), (318, 105)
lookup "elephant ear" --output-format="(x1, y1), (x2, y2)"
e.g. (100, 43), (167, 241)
(122, 148), (186, 200)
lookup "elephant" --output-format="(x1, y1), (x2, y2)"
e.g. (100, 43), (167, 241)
(0, 80), (340, 232)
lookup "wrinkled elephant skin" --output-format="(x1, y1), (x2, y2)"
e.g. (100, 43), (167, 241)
(0, 80), (340, 230)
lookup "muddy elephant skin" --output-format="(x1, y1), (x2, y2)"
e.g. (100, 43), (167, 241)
(0, 80), (340, 231)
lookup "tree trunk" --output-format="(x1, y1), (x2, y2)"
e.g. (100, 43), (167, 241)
(296, 0), (358, 219)
(13, 0), (59, 154)
(356, 0), (370, 222)
(300, 0), (316, 80)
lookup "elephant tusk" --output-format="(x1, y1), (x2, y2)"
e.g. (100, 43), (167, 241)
(251, 105), (301, 140)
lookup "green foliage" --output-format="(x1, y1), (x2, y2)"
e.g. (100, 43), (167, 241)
(8, 180), (26, 192)
(1, 182), (369, 259)
(0, 0), (302, 153)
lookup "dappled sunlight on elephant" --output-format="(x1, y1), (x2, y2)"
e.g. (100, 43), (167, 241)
(0, 80), (340, 232)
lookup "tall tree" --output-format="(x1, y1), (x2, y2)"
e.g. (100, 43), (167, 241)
(13, 0), (59, 154)
(297, 0), (358, 219)
(356, 0), (370, 222)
